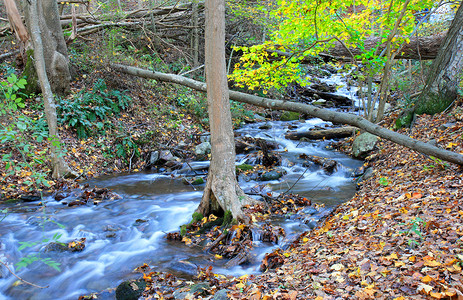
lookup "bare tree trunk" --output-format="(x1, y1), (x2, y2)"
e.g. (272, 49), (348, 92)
(196, 0), (257, 222)
(27, 0), (73, 179)
(111, 63), (463, 166)
(4, 0), (30, 58)
(416, 4), (463, 115)
(23, 0), (71, 96)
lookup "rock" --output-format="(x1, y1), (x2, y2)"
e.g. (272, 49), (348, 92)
(258, 123), (272, 130)
(149, 151), (160, 165)
(280, 111), (300, 121)
(168, 260), (198, 278)
(43, 242), (69, 252)
(199, 132), (210, 143)
(195, 142), (211, 155)
(260, 169), (285, 181)
(189, 282), (210, 294)
(352, 132), (379, 158)
(19, 195), (41, 202)
(160, 150), (175, 161)
(115, 280), (146, 300)
(212, 289), (229, 300)
(254, 113), (266, 122)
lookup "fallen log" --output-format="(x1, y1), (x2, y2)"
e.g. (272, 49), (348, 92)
(285, 126), (357, 140)
(110, 63), (463, 166)
(299, 87), (353, 106)
(272, 34), (445, 62)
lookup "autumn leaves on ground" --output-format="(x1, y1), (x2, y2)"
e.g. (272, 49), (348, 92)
(134, 108), (463, 300)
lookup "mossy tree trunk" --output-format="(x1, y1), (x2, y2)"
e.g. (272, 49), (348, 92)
(195, 0), (257, 222)
(416, 4), (463, 115)
(22, 0), (71, 96)
(26, 0), (73, 179)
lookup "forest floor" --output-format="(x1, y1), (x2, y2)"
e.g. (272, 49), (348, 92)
(134, 106), (463, 300)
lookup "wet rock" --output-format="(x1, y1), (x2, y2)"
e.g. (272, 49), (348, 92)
(352, 132), (379, 158)
(258, 123), (272, 130)
(115, 279), (146, 300)
(19, 195), (41, 202)
(260, 169), (285, 181)
(43, 242), (69, 252)
(280, 111), (300, 121)
(182, 177), (205, 185)
(195, 142), (211, 155)
(43, 238), (86, 253)
(212, 289), (229, 300)
(103, 224), (121, 232)
(323, 64), (338, 74)
(310, 82), (336, 93)
(168, 260), (198, 278)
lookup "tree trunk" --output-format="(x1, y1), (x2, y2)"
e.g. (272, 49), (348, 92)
(4, 0), (30, 58)
(23, 0), (71, 96)
(27, 0), (73, 179)
(415, 4), (463, 116)
(196, 0), (257, 222)
(111, 63), (463, 166)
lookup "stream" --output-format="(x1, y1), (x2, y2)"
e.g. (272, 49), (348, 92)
(0, 70), (364, 300)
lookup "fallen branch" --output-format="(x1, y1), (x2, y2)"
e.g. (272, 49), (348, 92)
(0, 260), (49, 289)
(110, 63), (463, 166)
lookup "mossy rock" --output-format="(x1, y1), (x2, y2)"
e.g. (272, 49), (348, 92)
(395, 108), (414, 129)
(115, 280), (146, 300)
(236, 164), (253, 171)
(280, 111), (300, 121)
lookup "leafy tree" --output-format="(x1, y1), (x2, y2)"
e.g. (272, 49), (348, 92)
(229, 0), (434, 121)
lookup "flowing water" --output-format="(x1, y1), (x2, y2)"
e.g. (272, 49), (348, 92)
(0, 71), (364, 299)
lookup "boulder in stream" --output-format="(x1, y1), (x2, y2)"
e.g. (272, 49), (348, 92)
(259, 169), (285, 181)
(352, 132), (379, 158)
(115, 279), (146, 300)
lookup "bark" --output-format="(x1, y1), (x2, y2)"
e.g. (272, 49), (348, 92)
(416, 4), (463, 116)
(23, 0), (71, 95)
(4, 0), (30, 55)
(27, 0), (73, 179)
(110, 63), (463, 166)
(285, 126), (357, 141)
(196, 0), (257, 222)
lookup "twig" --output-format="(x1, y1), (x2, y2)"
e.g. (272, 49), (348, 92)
(0, 260), (49, 289)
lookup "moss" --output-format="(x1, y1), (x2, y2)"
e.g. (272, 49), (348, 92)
(395, 108), (414, 129)
(236, 164), (253, 171)
(280, 111), (300, 121)
(415, 91), (455, 116)
(192, 212), (203, 222)
(180, 225), (187, 236)
(196, 217), (224, 234)
(222, 210), (233, 227)
(21, 50), (40, 96)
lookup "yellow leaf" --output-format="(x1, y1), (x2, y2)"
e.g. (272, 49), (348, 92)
(215, 254), (223, 259)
